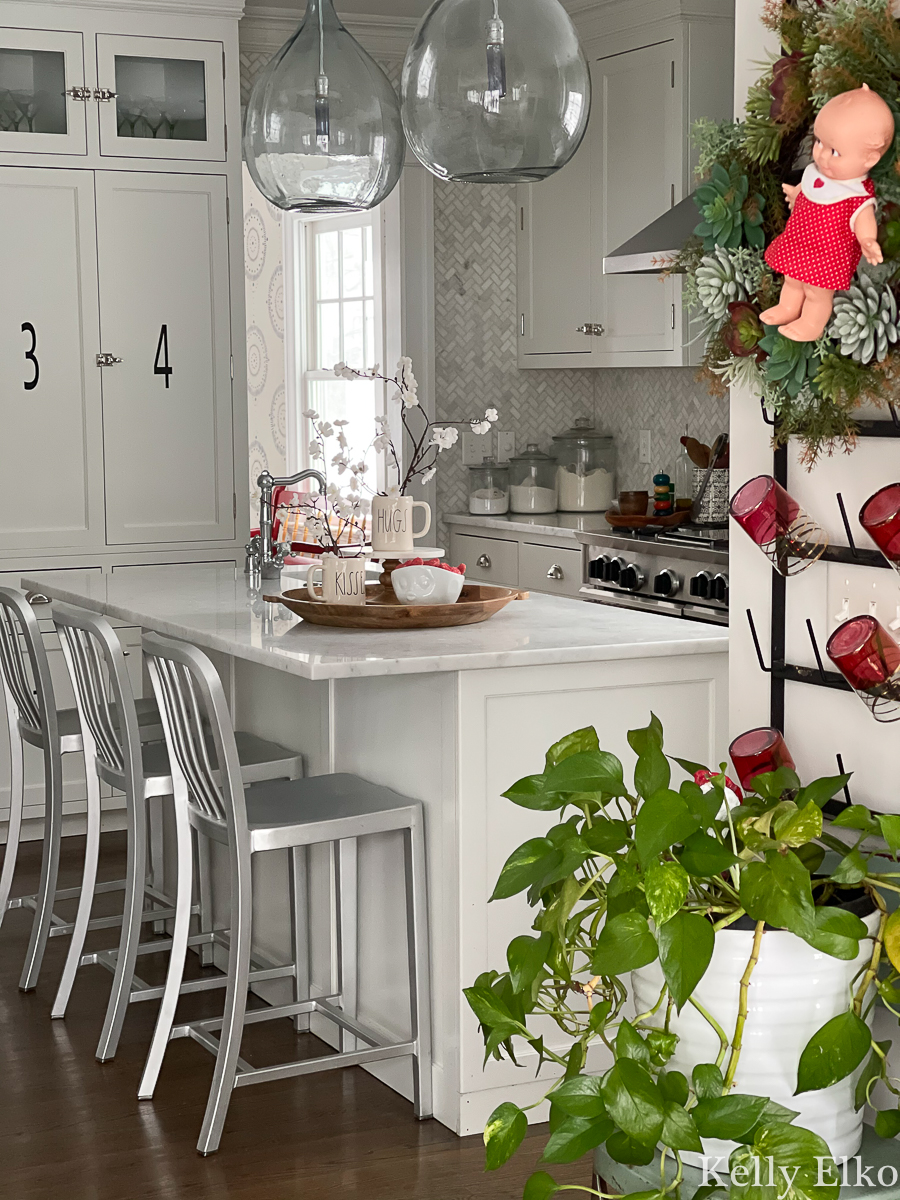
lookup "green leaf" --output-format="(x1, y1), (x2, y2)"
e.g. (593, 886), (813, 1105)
(661, 1101), (703, 1153)
(507, 933), (551, 994)
(646, 1029), (678, 1067)
(750, 766), (801, 799)
(739, 851), (815, 938)
(855, 1042), (890, 1110)
(502, 775), (568, 811)
(874, 1108), (900, 1139)
(545, 726), (600, 770)
(885, 909), (900, 973)
(692, 1062), (724, 1100)
(628, 715), (664, 757)
(605, 1132), (655, 1166)
(791, 843), (826, 874)
(831, 804), (876, 833)
(657, 910), (714, 1010)
(535, 835), (591, 891)
(484, 1103), (528, 1171)
(589, 1000), (612, 1033)
(693, 1094), (768, 1139)
(796, 1011), (872, 1094)
(671, 755), (707, 777)
(582, 817), (630, 856)
(678, 831), (739, 876)
(524, 1171), (559, 1200)
(830, 848), (868, 886)
(658, 1069), (689, 1106)
(879, 814), (900, 856)
(592, 912), (659, 976)
(798, 775), (851, 809)
(773, 800), (822, 847)
(616, 1020), (651, 1066)
(464, 985), (519, 1032)
(543, 750), (627, 797)
(734, 1122), (840, 1200)
(606, 876), (650, 920)
(801, 907), (867, 961)
(550, 1075), (607, 1119)
(541, 1115), (614, 1163)
(635, 744), (671, 799)
(491, 838), (561, 901)
(634, 791), (699, 865)
(601, 1059), (665, 1143)
(645, 860), (690, 925)
(681, 779), (724, 828)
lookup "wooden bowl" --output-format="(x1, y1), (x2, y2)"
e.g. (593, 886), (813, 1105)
(265, 584), (527, 630)
(605, 508), (692, 530)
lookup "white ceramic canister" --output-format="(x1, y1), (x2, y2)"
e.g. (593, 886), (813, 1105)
(631, 911), (880, 1165)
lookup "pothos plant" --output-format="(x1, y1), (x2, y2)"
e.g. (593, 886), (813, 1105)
(466, 716), (900, 1200)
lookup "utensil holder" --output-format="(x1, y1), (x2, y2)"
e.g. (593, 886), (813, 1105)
(692, 467), (729, 524)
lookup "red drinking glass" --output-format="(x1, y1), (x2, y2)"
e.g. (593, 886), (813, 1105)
(826, 615), (900, 722)
(729, 726), (796, 790)
(860, 484), (900, 575)
(730, 475), (827, 575)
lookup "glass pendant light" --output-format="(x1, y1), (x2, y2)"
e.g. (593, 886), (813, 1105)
(401, 0), (591, 184)
(244, 0), (405, 213)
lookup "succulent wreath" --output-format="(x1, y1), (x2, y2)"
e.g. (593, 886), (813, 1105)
(675, 0), (900, 465)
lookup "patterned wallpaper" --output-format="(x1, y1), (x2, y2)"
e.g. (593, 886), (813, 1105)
(242, 163), (286, 517)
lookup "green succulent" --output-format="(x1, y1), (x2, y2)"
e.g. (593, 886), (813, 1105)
(695, 161), (766, 250)
(829, 282), (900, 365)
(758, 327), (823, 399)
(695, 246), (750, 322)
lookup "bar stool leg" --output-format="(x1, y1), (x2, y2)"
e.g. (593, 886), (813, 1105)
(19, 744), (64, 991)
(197, 844), (252, 1156)
(0, 688), (24, 930)
(51, 744), (103, 1018)
(95, 785), (148, 1061)
(334, 838), (358, 1052)
(404, 820), (433, 1120)
(196, 831), (214, 967)
(138, 781), (194, 1100)
(148, 798), (167, 935)
(288, 845), (310, 1033)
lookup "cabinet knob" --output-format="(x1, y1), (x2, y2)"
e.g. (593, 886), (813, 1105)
(576, 323), (605, 337)
(96, 353), (123, 367)
(546, 564), (564, 581)
(476, 554), (492, 569)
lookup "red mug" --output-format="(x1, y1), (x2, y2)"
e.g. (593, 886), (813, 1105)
(729, 726), (795, 790)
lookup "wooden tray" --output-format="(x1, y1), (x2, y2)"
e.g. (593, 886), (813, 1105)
(605, 508), (692, 530)
(265, 584), (526, 630)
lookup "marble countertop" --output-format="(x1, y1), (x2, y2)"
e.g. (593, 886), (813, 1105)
(445, 512), (613, 541)
(22, 565), (728, 682)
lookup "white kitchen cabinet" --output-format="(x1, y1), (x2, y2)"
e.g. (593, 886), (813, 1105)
(517, 3), (734, 369)
(0, 167), (104, 552)
(97, 172), (234, 545)
(0, 28), (88, 156)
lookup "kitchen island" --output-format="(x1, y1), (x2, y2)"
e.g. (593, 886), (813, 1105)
(22, 564), (728, 1135)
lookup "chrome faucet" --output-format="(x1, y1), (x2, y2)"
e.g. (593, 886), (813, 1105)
(248, 469), (328, 579)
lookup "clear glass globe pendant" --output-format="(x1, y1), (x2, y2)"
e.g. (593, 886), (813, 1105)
(401, 0), (591, 184)
(244, 0), (405, 212)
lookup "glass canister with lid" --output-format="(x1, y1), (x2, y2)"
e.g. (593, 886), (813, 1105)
(551, 419), (617, 512)
(467, 459), (509, 515)
(509, 444), (558, 514)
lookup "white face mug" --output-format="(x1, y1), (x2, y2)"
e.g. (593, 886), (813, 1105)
(306, 554), (368, 606)
(370, 495), (432, 555)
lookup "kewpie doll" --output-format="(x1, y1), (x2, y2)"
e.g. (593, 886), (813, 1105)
(760, 84), (895, 342)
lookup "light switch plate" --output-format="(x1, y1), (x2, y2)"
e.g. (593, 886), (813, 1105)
(497, 432), (515, 463)
(462, 431), (492, 466)
(639, 430), (652, 465)
(826, 561), (900, 633)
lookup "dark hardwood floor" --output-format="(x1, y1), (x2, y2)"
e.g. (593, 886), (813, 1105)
(0, 832), (585, 1200)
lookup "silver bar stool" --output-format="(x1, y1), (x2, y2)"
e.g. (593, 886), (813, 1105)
(139, 632), (433, 1156)
(0, 587), (163, 992)
(51, 603), (306, 1062)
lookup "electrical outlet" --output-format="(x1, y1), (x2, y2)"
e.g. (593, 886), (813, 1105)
(826, 562), (900, 633)
(462, 430), (492, 466)
(639, 430), (652, 465)
(496, 431), (515, 463)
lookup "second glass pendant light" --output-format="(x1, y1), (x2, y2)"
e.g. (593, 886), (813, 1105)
(401, 0), (591, 184)
(243, 0), (405, 213)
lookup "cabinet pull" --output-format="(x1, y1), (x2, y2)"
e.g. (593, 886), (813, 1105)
(476, 554), (492, 569)
(65, 87), (92, 101)
(576, 323), (604, 337)
(96, 353), (123, 367)
(546, 564), (564, 581)
(94, 88), (117, 102)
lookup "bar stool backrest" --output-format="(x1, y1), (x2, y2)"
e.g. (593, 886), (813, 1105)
(0, 588), (57, 745)
(141, 632), (248, 845)
(51, 604), (142, 790)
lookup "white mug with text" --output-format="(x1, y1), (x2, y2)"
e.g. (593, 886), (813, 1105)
(370, 495), (432, 555)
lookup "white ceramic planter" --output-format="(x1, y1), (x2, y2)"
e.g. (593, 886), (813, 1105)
(631, 913), (879, 1165)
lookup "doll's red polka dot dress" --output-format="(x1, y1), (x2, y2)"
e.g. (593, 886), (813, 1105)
(765, 165), (876, 290)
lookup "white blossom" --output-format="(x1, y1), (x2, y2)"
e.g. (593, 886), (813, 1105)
(431, 426), (459, 451)
(485, 408), (499, 423)
(337, 432), (348, 450)
(333, 419), (349, 427)
(421, 467), (437, 484)
(332, 362), (345, 375)
(374, 414), (390, 429)
(302, 408), (319, 420)
(319, 422), (334, 439)
(373, 434), (392, 453)
(308, 440), (323, 460)
(470, 420), (491, 436)
(354, 461), (368, 475)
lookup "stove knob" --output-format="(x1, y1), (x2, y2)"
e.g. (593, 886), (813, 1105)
(690, 571), (712, 599)
(711, 573), (729, 605)
(619, 563), (646, 592)
(605, 556), (626, 583)
(653, 569), (682, 597)
(589, 554), (610, 580)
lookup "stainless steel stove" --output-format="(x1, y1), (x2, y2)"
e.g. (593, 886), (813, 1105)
(577, 524), (729, 625)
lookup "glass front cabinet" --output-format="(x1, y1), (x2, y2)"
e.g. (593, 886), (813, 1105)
(0, 29), (88, 155)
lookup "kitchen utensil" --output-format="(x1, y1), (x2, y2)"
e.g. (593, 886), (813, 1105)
(691, 433), (728, 522)
(681, 436), (711, 468)
(264, 584), (526, 630)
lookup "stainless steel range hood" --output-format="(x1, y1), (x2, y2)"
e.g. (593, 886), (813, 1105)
(602, 194), (698, 275)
